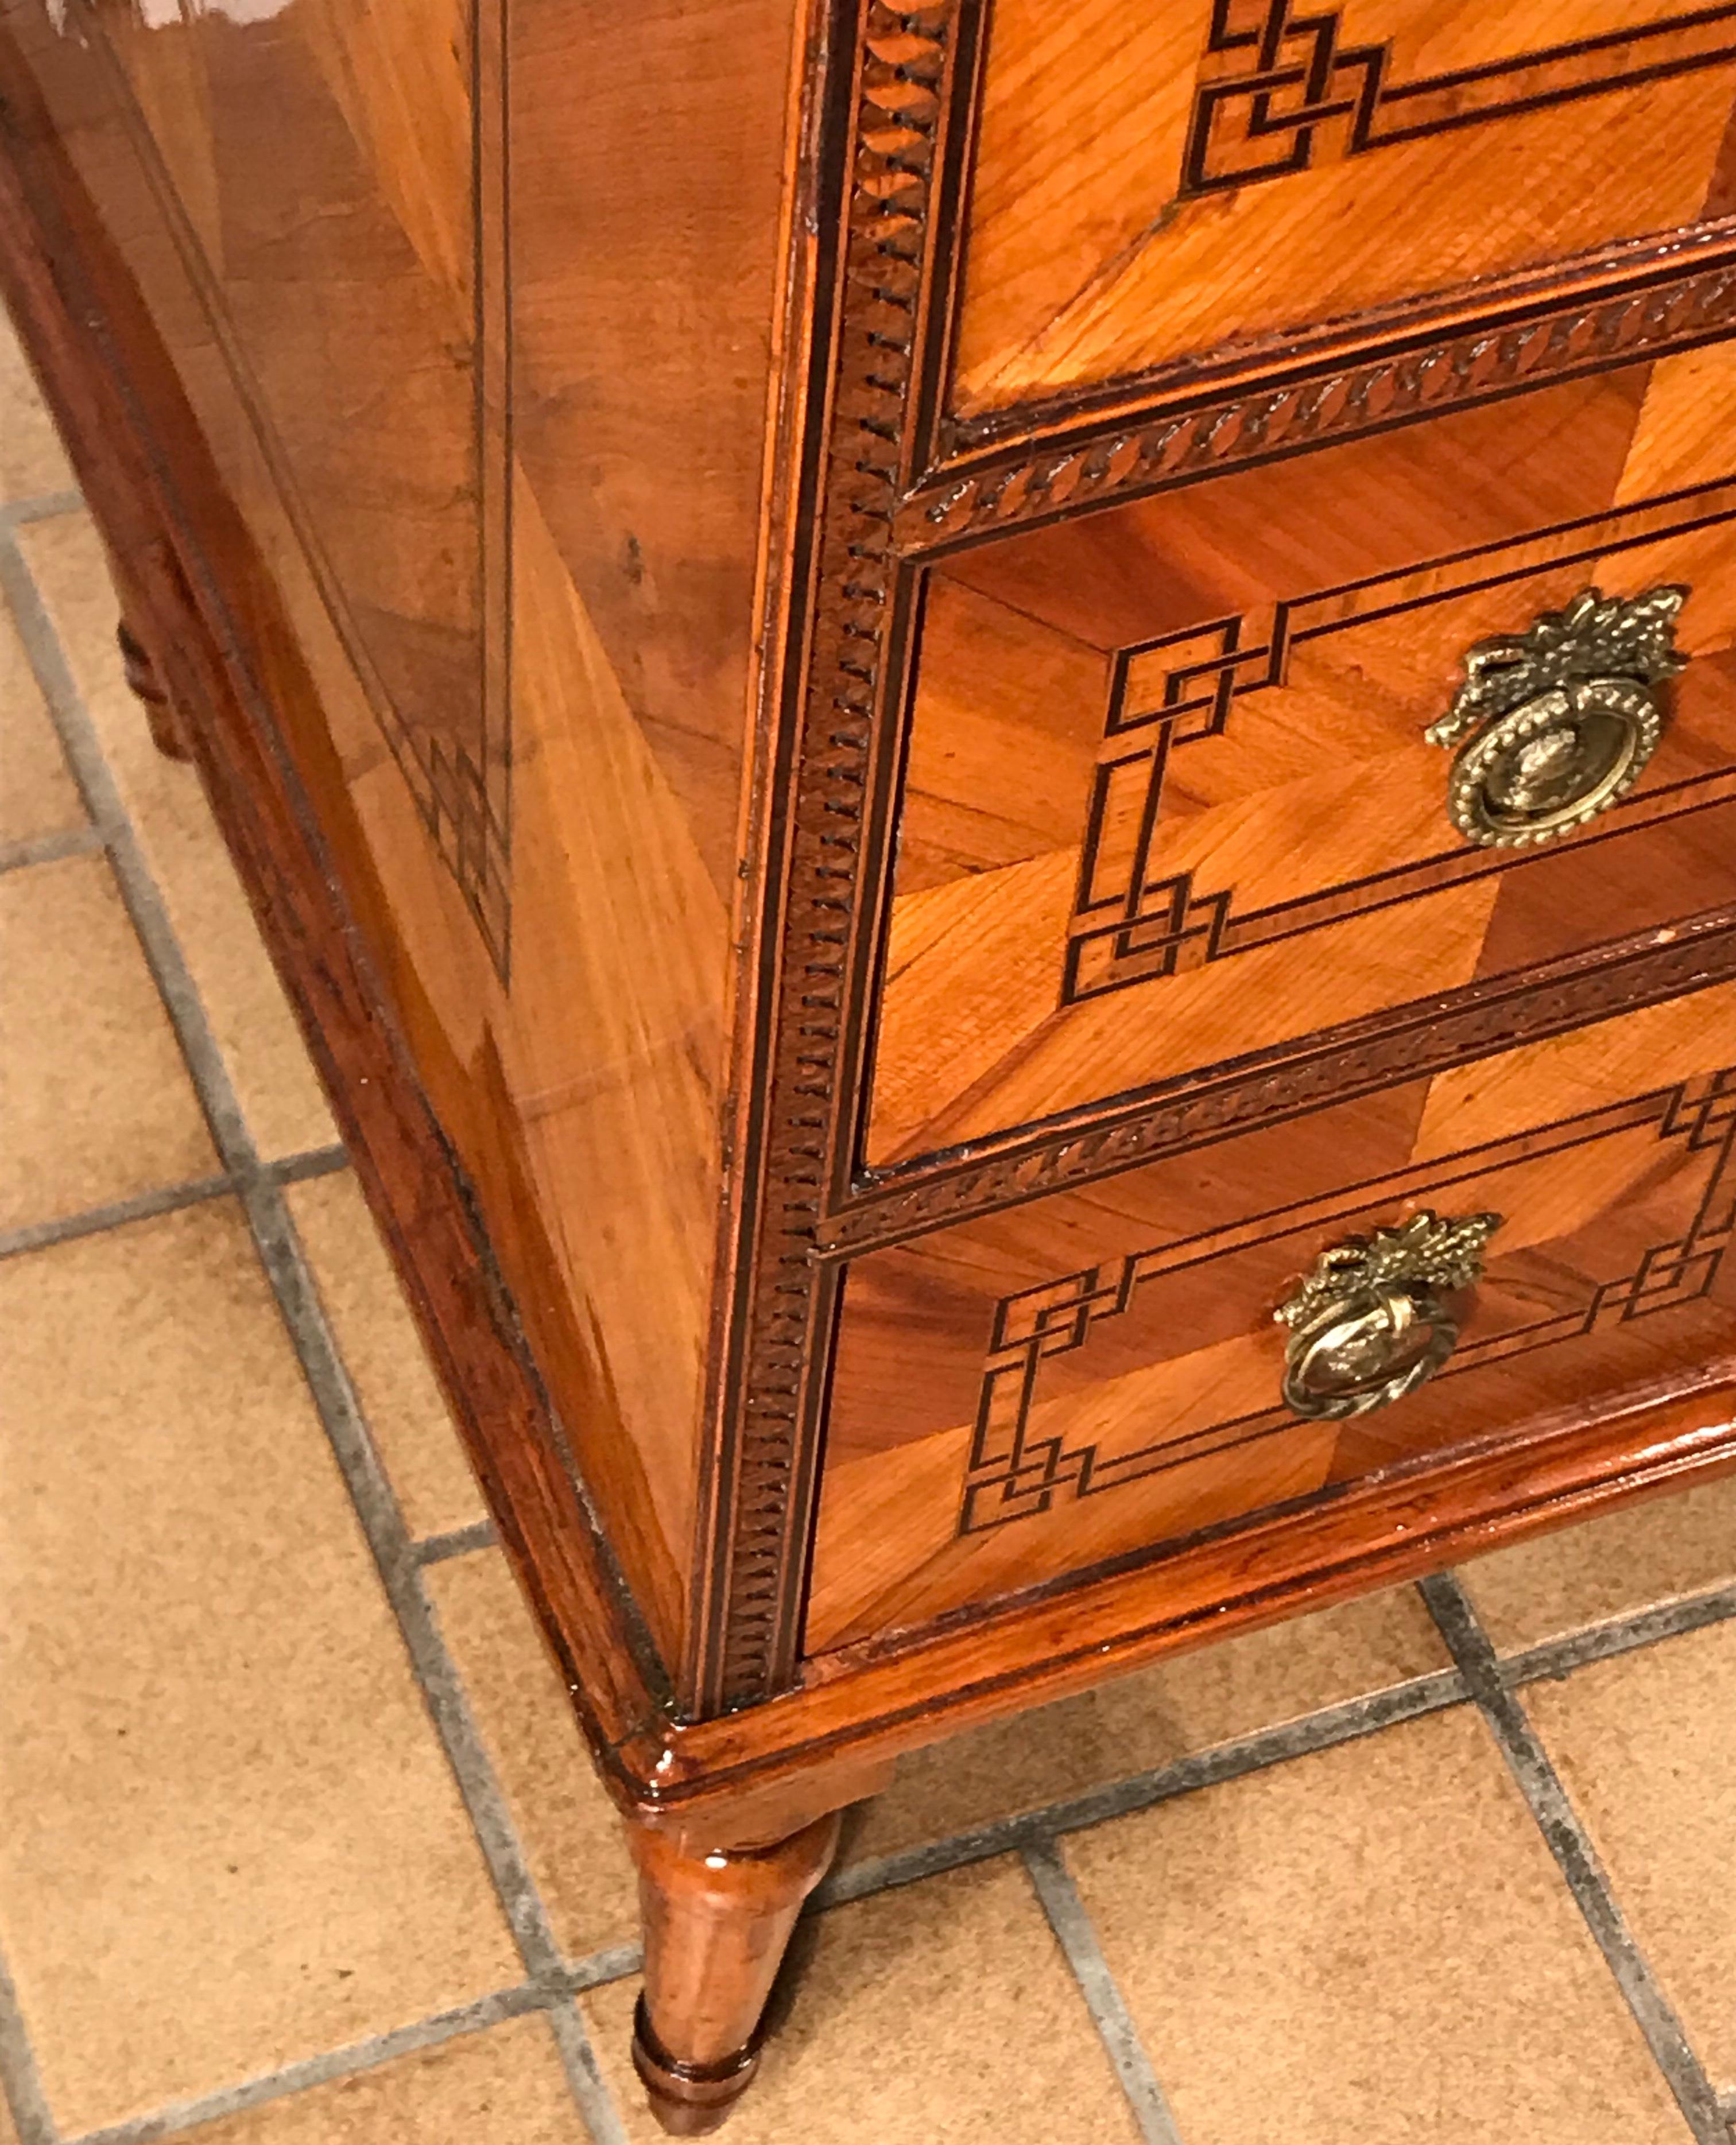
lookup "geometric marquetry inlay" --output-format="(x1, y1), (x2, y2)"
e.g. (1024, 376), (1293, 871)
(80, 0), (515, 976)
(959, 1069), (1736, 1531)
(1066, 486), (1736, 1002)
(1184, 2), (1736, 199)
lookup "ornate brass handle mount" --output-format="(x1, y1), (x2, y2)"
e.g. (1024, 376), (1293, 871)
(1427, 585), (1687, 847)
(1275, 1209), (1502, 1420)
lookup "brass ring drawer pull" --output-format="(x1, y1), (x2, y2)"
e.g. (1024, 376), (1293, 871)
(1426, 585), (1687, 847)
(1276, 1211), (1502, 1419)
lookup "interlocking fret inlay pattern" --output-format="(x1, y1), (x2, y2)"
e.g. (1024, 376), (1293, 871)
(1064, 483), (1736, 1002)
(959, 1072), (1736, 1531)
(707, 2), (1736, 1700)
(1184, 1), (1736, 199)
(80, 0), (515, 974)
(822, 920), (1736, 1252)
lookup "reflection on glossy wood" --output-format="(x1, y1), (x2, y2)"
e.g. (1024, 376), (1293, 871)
(956, 0), (1736, 417)
(5, 0), (805, 1667)
(816, 982), (1736, 1648)
(12, 0), (1736, 2126)
(630, 1811), (843, 2136)
(870, 352), (1736, 1164)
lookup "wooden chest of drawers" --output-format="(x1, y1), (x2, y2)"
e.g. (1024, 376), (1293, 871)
(5, 0), (1736, 2127)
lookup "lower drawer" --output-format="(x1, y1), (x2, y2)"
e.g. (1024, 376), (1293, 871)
(805, 982), (1736, 1653)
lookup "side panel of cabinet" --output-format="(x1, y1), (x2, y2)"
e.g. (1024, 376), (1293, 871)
(0, 0), (808, 1667)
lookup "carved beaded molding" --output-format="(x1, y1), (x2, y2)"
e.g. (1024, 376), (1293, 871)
(904, 264), (1736, 549)
(694, 0), (963, 1712)
(696, 0), (1736, 1711)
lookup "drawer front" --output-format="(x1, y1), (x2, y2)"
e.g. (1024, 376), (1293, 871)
(954, 0), (1736, 422)
(810, 982), (1736, 1652)
(866, 348), (1736, 1168)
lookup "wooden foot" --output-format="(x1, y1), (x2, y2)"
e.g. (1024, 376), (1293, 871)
(117, 618), (191, 761)
(627, 1809), (843, 2135)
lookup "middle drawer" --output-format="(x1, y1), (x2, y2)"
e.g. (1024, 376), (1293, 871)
(866, 345), (1736, 1169)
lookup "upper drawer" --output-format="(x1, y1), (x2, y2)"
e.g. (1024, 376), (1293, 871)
(865, 347), (1736, 1169)
(951, 0), (1736, 424)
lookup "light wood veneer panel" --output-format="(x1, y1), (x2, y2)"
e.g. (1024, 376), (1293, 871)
(4, 0), (805, 1666)
(868, 356), (1736, 1165)
(954, 0), (1736, 417)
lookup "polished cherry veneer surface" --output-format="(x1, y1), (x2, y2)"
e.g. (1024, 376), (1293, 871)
(5, 0), (1736, 2131)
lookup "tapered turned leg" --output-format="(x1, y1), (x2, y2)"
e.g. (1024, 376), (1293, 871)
(117, 618), (191, 761)
(627, 1810), (842, 2135)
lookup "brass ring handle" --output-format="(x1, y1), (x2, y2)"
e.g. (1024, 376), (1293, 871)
(1275, 1210), (1501, 1421)
(1427, 585), (1687, 847)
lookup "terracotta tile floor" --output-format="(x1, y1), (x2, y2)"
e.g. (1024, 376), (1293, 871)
(5, 315), (1736, 2145)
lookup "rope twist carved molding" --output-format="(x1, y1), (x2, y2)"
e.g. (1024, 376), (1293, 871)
(700, 0), (960, 1712)
(906, 265), (1736, 548)
(819, 921), (1736, 1255)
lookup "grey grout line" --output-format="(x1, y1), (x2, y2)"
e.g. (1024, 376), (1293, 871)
(51, 1952), (656, 2145)
(0, 823), (103, 874)
(815, 1666), (1470, 1911)
(28, 1534), (1736, 2145)
(554, 1945), (644, 1996)
(1418, 1574), (1727, 2145)
(0, 533), (261, 1162)
(540, 2008), (631, 2137)
(225, 1169), (633, 2145)
(0, 528), (633, 2145)
(0, 1147), (348, 1263)
(269, 1143), (350, 1186)
(0, 1939), (60, 2145)
(537, 1564), (1736, 1957)
(0, 1172), (235, 1260)
(57, 1985), (552, 2145)
(0, 490), (83, 532)
(1024, 1841), (1189, 2145)
(413, 1517), (501, 1566)
(1502, 1582), (1736, 1689)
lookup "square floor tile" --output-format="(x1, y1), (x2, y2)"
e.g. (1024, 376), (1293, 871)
(288, 1170), (486, 1541)
(0, 852), (215, 1227)
(0, 1204), (519, 2130)
(169, 2012), (594, 2145)
(18, 511), (338, 1159)
(426, 1550), (638, 1958)
(0, 317), (75, 501)
(848, 1586), (1450, 1864)
(1527, 1616), (1736, 2087)
(584, 1859), (1143, 2145)
(1458, 1472), (1736, 1653)
(1067, 1706), (1685, 2145)
(0, 595), (82, 847)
